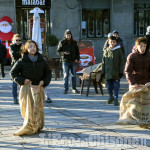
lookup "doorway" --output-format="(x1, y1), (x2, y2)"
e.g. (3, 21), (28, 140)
(16, 8), (50, 44)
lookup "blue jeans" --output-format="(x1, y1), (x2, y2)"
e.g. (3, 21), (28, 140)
(12, 82), (17, 100)
(106, 79), (120, 99)
(62, 62), (77, 90)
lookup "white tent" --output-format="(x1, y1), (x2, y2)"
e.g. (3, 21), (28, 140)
(30, 7), (44, 54)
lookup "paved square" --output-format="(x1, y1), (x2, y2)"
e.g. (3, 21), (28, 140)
(0, 66), (150, 149)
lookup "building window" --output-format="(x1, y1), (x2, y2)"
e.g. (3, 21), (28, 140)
(82, 9), (110, 38)
(134, 3), (150, 36)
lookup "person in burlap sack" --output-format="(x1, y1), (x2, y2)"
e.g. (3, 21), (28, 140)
(10, 40), (51, 136)
(118, 37), (150, 128)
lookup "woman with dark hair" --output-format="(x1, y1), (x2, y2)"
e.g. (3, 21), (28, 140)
(10, 40), (51, 136)
(9, 34), (22, 104)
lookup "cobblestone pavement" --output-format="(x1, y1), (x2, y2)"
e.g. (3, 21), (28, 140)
(0, 66), (150, 150)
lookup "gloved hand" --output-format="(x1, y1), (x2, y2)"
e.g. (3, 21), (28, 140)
(119, 73), (123, 78)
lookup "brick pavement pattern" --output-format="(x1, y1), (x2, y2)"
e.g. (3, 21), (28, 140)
(0, 66), (150, 150)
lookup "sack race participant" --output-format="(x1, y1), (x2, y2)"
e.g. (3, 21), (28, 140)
(16, 84), (45, 135)
(118, 37), (150, 128)
(10, 40), (51, 136)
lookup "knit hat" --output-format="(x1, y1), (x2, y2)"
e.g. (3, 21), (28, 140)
(108, 33), (113, 38)
(113, 30), (119, 34)
(64, 29), (73, 39)
(147, 26), (150, 33)
(64, 29), (72, 35)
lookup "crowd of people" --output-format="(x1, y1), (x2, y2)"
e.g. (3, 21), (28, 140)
(0, 26), (150, 135)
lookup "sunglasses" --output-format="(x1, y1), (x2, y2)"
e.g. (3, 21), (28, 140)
(16, 40), (21, 42)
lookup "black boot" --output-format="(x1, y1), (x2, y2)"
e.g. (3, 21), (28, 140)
(45, 98), (52, 103)
(2, 73), (5, 78)
(114, 99), (119, 106)
(107, 97), (114, 104)
(14, 99), (19, 104)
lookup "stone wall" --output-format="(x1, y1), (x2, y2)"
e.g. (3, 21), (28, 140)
(50, 0), (138, 62)
(0, 0), (16, 33)
(50, 0), (80, 41)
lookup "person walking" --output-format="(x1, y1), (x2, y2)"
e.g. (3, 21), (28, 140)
(0, 39), (7, 78)
(9, 34), (22, 104)
(10, 40), (51, 136)
(102, 36), (124, 106)
(57, 29), (80, 94)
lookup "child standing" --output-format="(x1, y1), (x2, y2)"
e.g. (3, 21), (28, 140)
(118, 37), (150, 128)
(102, 36), (124, 106)
(10, 40), (51, 136)
(125, 37), (150, 88)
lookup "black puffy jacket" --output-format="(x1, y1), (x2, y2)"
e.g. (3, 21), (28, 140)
(0, 42), (7, 58)
(10, 53), (51, 87)
(9, 43), (22, 67)
(57, 39), (80, 63)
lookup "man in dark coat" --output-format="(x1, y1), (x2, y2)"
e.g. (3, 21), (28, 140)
(57, 29), (80, 94)
(0, 39), (7, 78)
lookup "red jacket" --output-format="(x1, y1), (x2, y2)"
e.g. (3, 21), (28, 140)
(125, 49), (150, 85)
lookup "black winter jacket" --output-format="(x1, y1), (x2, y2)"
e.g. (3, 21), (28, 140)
(57, 39), (80, 63)
(9, 43), (22, 67)
(10, 53), (51, 87)
(0, 42), (7, 58)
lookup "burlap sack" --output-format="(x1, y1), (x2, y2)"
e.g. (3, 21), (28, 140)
(117, 83), (150, 128)
(13, 84), (45, 136)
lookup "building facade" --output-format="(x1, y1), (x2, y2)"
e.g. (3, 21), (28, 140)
(0, 0), (150, 62)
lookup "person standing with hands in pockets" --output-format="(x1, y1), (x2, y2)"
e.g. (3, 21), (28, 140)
(10, 40), (51, 136)
(9, 34), (22, 104)
(102, 36), (124, 106)
(57, 29), (80, 94)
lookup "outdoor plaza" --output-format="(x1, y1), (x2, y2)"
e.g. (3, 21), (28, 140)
(0, 66), (150, 150)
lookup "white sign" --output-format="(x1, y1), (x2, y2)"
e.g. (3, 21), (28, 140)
(82, 21), (86, 29)
(22, 0), (45, 5)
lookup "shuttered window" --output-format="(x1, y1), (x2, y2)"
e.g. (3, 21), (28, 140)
(82, 9), (110, 38)
(134, 3), (150, 36)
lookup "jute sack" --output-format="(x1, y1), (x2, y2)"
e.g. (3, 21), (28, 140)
(117, 83), (150, 128)
(13, 84), (45, 136)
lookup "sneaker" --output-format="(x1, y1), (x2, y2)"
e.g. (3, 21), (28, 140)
(45, 98), (52, 103)
(114, 99), (119, 106)
(72, 89), (80, 93)
(64, 90), (68, 94)
(107, 97), (114, 104)
(14, 99), (19, 104)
